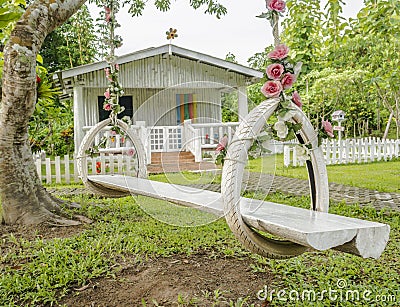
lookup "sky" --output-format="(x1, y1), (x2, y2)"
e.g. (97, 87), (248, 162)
(89, 0), (365, 66)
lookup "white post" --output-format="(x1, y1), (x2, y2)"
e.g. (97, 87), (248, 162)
(55, 156), (61, 184)
(351, 140), (356, 163)
(325, 140), (331, 165)
(377, 138), (382, 161)
(100, 154), (106, 175)
(283, 145), (291, 167)
(73, 154), (79, 182)
(356, 139), (361, 163)
(238, 86), (248, 121)
(183, 119), (192, 151)
(344, 139), (350, 164)
(370, 138), (376, 162)
(64, 154), (70, 184)
(135, 121), (149, 164)
(45, 158), (52, 184)
(338, 139), (343, 163)
(227, 126), (233, 143)
(363, 139), (369, 163)
(194, 129), (202, 162)
(73, 86), (85, 155)
(331, 140), (337, 164)
(292, 146), (298, 166)
(109, 154), (114, 175)
(36, 158), (42, 182)
(118, 155), (123, 173)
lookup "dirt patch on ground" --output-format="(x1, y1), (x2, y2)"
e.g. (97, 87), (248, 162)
(58, 254), (272, 306)
(0, 223), (86, 242)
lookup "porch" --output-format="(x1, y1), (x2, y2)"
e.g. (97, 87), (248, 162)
(81, 120), (239, 172)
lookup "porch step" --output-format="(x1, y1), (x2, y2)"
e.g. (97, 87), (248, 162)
(149, 152), (217, 173)
(151, 152), (195, 164)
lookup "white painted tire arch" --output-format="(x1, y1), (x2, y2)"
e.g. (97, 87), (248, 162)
(77, 118), (147, 198)
(221, 98), (330, 258)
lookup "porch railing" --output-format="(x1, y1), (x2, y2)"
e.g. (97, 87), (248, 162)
(183, 120), (240, 162)
(81, 120), (240, 163)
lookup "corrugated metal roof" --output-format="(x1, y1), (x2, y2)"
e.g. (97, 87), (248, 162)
(56, 44), (263, 80)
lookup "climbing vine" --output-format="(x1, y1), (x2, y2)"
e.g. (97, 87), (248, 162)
(101, 0), (125, 122)
(85, 1), (131, 157)
(258, 0), (335, 144)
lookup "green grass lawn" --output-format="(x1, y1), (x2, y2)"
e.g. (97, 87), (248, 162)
(248, 155), (400, 193)
(1, 160), (399, 305)
(1, 192), (399, 306)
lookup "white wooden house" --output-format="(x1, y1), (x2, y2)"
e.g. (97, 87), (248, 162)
(54, 45), (263, 159)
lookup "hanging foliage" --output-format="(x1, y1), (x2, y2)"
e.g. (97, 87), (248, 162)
(258, 0), (335, 142)
(101, 0), (124, 121)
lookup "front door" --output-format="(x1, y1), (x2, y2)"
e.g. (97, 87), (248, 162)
(149, 126), (182, 152)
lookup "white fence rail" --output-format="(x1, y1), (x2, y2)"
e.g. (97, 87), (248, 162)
(284, 138), (400, 167)
(33, 153), (140, 184)
(34, 153), (79, 184)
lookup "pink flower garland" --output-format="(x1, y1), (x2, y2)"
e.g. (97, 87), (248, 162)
(261, 43), (295, 99)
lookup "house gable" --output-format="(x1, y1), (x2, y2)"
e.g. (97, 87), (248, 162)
(55, 45), (263, 93)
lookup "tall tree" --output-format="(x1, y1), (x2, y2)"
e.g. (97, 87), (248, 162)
(281, 0), (323, 73)
(321, 0), (348, 62)
(40, 4), (99, 72)
(342, 0), (400, 137)
(0, 0), (226, 225)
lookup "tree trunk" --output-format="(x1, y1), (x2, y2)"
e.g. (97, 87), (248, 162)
(0, 0), (86, 225)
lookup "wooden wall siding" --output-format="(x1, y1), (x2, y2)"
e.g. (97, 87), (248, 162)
(82, 87), (221, 127)
(76, 55), (248, 89)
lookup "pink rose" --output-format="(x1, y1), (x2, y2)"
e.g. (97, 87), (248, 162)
(104, 103), (112, 111)
(115, 63), (119, 71)
(267, 0), (286, 12)
(292, 91), (302, 109)
(127, 148), (135, 156)
(261, 80), (283, 98)
(268, 44), (290, 60)
(266, 63), (284, 80)
(322, 120), (334, 138)
(104, 67), (110, 76)
(215, 135), (228, 153)
(281, 73), (296, 89)
(105, 7), (111, 22)
(104, 89), (111, 99)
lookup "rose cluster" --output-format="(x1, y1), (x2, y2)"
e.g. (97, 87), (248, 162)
(103, 63), (125, 114)
(261, 44), (302, 109)
(256, 0), (335, 144)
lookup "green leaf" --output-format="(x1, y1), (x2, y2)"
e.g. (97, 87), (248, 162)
(256, 12), (271, 19)
(36, 54), (43, 65)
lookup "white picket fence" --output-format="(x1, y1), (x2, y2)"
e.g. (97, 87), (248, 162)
(35, 137), (400, 183)
(284, 138), (400, 167)
(33, 153), (138, 184)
